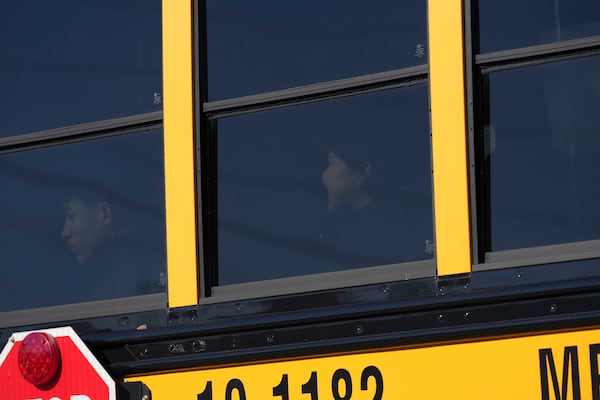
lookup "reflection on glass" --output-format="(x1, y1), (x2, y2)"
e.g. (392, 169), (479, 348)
(0, 129), (166, 311)
(487, 55), (600, 250)
(0, 1), (162, 136)
(479, 0), (600, 53)
(207, 0), (427, 100)
(218, 85), (433, 285)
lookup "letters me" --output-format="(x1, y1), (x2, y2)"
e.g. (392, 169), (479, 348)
(539, 344), (600, 400)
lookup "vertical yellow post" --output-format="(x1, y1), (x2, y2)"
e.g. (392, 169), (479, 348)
(428, 0), (472, 275)
(162, 0), (199, 306)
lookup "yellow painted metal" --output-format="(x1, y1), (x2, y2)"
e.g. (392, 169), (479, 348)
(162, 0), (199, 306)
(428, 0), (472, 275)
(134, 328), (600, 399)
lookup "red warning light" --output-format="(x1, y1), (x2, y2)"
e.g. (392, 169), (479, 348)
(17, 332), (62, 386)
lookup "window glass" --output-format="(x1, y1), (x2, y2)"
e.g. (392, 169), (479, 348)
(0, 1), (162, 137)
(206, 0), (427, 100)
(479, 0), (600, 53)
(486, 55), (600, 251)
(217, 85), (433, 285)
(0, 129), (166, 311)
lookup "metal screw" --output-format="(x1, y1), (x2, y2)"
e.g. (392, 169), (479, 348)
(139, 347), (149, 358)
(464, 312), (471, 320)
(191, 340), (206, 352)
(550, 304), (557, 313)
(437, 314), (445, 322)
(355, 325), (364, 334)
(266, 334), (275, 343)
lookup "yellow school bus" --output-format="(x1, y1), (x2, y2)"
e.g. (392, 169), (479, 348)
(2, 0), (600, 399)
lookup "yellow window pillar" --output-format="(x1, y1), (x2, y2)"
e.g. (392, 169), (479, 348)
(428, 0), (472, 275)
(162, 0), (199, 306)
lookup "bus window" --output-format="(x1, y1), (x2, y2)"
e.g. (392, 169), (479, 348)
(216, 86), (433, 285)
(471, 0), (600, 270)
(0, 1), (162, 137)
(0, 129), (166, 312)
(198, 0), (432, 295)
(206, 0), (427, 100)
(0, 0), (165, 323)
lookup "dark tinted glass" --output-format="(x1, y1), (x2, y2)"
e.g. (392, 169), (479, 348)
(206, 0), (427, 100)
(218, 86), (433, 285)
(0, 129), (166, 311)
(479, 0), (600, 53)
(487, 55), (600, 251)
(0, 1), (162, 137)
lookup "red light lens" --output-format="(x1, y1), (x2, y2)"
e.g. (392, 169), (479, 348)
(18, 332), (61, 386)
